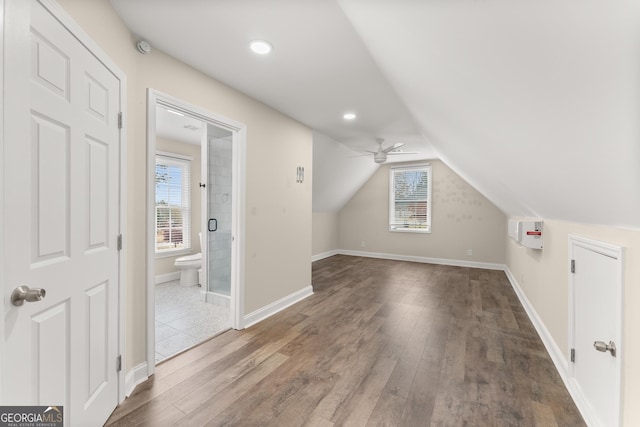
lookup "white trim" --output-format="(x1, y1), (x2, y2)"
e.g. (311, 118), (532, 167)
(155, 272), (181, 285)
(35, 0), (129, 405)
(0, 0), (5, 402)
(117, 70), (128, 406)
(389, 162), (432, 170)
(567, 235), (624, 427)
(146, 92), (157, 377)
(37, 0), (122, 75)
(389, 163), (432, 233)
(243, 286), (314, 328)
(504, 267), (569, 373)
(311, 250), (339, 262)
(146, 89), (247, 377)
(504, 266), (598, 427)
(124, 362), (149, 398)
(155, 248), (192, 259)
(156, 150), (193, 161)
(337, 249), (505, 271)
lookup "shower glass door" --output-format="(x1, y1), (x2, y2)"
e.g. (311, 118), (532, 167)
(204, 124), (233, 307)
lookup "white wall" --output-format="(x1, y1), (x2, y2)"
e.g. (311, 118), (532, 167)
(57, 0), (312, 371)
(312, 212), (339, 257)
(505, 220), (640, 426)
(312, 132), (379, 213)
(338, 159), (506, 265)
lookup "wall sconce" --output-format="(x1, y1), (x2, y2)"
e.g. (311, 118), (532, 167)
(296, 166), (305, 183)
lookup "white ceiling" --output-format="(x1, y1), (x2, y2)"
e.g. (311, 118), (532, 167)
(110, 0), (640, 227)
(156, 106), (203, 145)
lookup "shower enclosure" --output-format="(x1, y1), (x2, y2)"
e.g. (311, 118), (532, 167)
(202, 124), (233, 307)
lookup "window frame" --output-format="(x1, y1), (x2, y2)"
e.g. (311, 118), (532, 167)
(155, 152), (192, 257)
(388, 163), (432, 234)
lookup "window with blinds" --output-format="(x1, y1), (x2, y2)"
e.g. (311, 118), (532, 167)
(155, 153), (191, 253)
(389, 164), (432, 233)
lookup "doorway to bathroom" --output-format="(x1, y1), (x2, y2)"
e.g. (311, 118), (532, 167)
(146, 90), (245, 370)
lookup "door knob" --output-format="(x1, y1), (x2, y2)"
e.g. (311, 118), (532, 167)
(11, 285), (46, 307)
(593, 340), (616, 357)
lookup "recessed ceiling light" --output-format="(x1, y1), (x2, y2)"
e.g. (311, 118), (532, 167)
(250, 40), (273, 55)
(343, 113), (356, 120)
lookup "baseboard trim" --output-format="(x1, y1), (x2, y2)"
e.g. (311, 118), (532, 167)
(503, 267), (594, 426)
(503, 267), (568, 372)
(337, 249), (506, 271)
(243, 285), (314, 328)
(124, 362), (149, 398)
(311, 250), (339, 262)
(155, 272), (180, 285)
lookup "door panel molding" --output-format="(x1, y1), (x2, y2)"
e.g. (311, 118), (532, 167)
(37, 0), (128, 406)
(2, 0), (127, 416)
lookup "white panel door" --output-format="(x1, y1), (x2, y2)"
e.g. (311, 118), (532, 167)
(570, 236), (623, 427)
(3, 1), (121, 425)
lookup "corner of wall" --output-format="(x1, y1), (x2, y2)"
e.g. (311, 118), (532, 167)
(125, 362), (149, 398)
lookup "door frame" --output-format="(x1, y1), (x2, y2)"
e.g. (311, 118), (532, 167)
(0, 0), (6, 403)
(568, 234), (624, 426)
(146, 89), (246, 375)
(0, 0), (128, 404)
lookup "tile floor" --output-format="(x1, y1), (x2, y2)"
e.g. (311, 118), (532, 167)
(155, 280), (230, 363)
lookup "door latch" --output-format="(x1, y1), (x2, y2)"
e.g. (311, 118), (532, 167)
(593, 340), (616, 357)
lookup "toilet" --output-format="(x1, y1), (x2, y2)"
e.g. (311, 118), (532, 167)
(174, 253), (201, 286)
(174, 233), (203, 287)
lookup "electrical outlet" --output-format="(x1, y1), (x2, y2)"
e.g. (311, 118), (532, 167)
(361, 241), (366, 248)
(467, 249), (473, 256)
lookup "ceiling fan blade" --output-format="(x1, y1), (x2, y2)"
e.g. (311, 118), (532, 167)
(383, 143), (405, 153)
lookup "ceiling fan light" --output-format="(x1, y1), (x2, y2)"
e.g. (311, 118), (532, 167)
(374, 153), (387, 163)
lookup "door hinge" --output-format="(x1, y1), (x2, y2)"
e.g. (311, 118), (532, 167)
(116, 355), (122, 372)
(570, 348), (575, 363)
(118, 112), (123, 129)
(570, 259), (575, 273)
(117, 234), (123, 251)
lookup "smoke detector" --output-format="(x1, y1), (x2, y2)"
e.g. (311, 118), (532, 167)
(136, 40), (151, 55)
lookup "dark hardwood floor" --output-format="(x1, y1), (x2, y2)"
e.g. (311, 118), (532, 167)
(106, 255), (585, 426)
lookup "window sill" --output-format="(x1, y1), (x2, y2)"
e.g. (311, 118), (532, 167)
(155, 248), (192, 259)
(389, 228), (431, 234)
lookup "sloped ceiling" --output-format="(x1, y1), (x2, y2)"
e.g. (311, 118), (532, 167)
(312, 132), (380, 213)
(110, 0), (640, 228)
(338, 0), (640, 228)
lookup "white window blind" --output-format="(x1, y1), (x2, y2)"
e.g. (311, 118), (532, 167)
(389, 164), (432, 233)
(155, 154), (191, 253)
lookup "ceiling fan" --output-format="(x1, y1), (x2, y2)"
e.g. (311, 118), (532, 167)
(362, 138), (418, 164)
